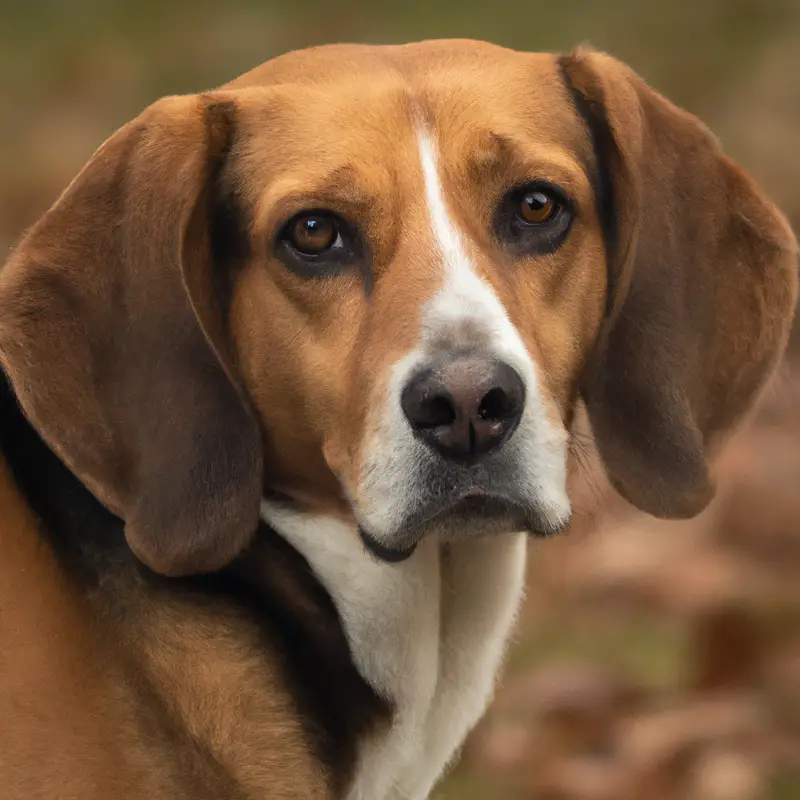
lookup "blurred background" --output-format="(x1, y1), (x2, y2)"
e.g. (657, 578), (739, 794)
(2, 1), (799, 798)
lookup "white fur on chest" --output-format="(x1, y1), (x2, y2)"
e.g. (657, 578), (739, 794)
(260, 502), (527, 800)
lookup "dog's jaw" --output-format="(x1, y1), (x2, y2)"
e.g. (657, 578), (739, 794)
(260, 500), (527, 800)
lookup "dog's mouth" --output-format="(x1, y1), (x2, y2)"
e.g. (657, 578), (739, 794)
(359, 527), (418, 563)
(358, 492), (562, 564)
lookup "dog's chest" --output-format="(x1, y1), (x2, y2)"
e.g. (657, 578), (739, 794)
(260, 504), (527, 800)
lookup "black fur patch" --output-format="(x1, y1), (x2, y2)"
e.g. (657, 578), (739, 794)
(557, 55), (619, 315)
(0, 369), (130, 584)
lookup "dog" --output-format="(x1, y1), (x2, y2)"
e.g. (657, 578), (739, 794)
(0, 39), (796, 800)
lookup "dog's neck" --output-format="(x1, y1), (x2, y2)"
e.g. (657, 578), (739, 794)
(261, 500), (528, 800)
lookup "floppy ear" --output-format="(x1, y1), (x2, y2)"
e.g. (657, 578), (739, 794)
(0, 94), (263, 576)
(560, 48), (798, 518)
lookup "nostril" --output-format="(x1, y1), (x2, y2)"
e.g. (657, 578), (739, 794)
(416, 394), (456, 429)
(478, 387), (517, 422)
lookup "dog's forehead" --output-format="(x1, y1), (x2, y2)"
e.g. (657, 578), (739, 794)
(225, 39), (547, 89)
(226, 40), (590, 197)
(226, 41), (580, 140)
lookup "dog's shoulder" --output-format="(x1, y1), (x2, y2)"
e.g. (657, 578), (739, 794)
(0, 455), (149, 796)
(0, 379), (372, 799)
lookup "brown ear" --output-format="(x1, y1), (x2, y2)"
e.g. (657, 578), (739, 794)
(0, 94), (263, 576)
(560, 48), (798, 518)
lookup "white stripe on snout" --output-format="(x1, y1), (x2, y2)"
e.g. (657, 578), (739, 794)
(356, 132), (570, 537)
(417, 132), (570, 515)
(416, 133), (532, 363)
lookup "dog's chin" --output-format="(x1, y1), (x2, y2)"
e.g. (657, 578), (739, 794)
(358, 495), (565, 564)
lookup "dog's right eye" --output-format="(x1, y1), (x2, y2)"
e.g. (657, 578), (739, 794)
(282, 212), (343, 258)
(276, 209), (363, 278)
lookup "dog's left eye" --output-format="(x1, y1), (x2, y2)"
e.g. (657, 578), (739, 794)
(516, 189), (558, 225)
(283, 212), (343, 257)
(495, 182), (574, 255)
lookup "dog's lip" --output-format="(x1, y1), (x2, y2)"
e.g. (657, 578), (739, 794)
(358, 491), (533, 564)
(358, 528), (418, 563)
(410, 489), (525, 527)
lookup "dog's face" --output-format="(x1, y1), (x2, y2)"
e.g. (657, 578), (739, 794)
(0, 41), (796, 574)
(228, 46), (605, 558)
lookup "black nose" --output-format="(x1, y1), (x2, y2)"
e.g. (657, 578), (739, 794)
(401, 357), (525, 462)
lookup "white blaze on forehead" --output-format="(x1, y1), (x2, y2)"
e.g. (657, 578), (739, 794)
(416, 130), (533, 377)
(417, 133), (466, 287)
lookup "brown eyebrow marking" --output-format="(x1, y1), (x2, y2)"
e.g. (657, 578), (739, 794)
(467, 132), (519, 181)
(275, 166), (374, 212)
(323, 165), (373, 207)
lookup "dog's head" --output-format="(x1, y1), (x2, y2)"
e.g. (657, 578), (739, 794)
(0, 41), (796, 574)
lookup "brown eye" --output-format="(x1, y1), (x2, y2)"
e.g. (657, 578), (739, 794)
(278, 210), (361, 276)
(287, 213), (339, 255)
(496, 182), (573, 254)
(517, 190), (557, 224)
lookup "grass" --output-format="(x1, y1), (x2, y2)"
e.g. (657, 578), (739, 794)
(767, 766), (800, 800)
(507, 611), (686, 693)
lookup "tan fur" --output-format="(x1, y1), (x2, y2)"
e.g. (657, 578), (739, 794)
(0, 459), (146, 798)
(0, 459), (330, 799)
(0, 39), (796, 800)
